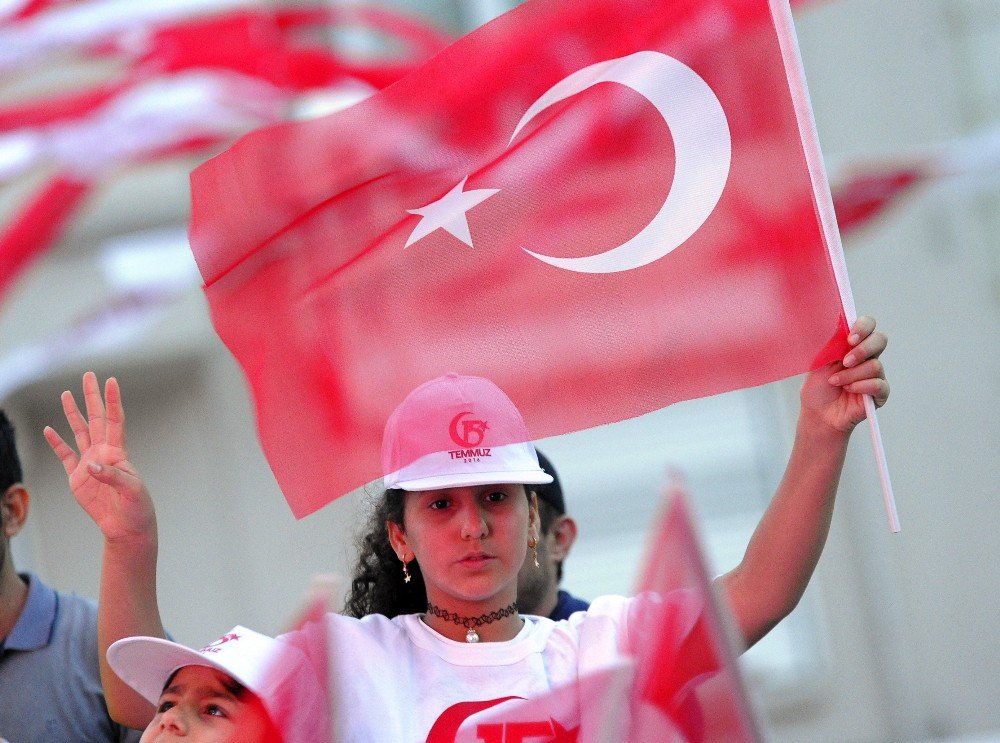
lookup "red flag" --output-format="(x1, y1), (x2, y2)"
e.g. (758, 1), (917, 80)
(0, 0), (63, 24)
(832, 167), (925, 236)
(189, 0), (850, 517)
(628, 476), (761, 742)
(0, 81), (130, 131)
(121, 7), (450, 93)
(0, 7), (447, 133)
(0, 175), (91, 307)
(265, 593), (333, 743)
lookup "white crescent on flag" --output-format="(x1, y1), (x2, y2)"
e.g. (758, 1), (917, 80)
(404, 51), (731, 274)
(513, 50), (731, 274)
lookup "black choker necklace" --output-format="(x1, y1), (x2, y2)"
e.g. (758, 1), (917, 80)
(426, 601), (518, 643)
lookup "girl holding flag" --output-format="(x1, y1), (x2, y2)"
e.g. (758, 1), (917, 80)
(43, 316), (889, 739)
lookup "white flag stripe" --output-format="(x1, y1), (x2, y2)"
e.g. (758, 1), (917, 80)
(0, 72), (284, 181)
(0, 230), (198, 402)
(0, 0), (255, 71)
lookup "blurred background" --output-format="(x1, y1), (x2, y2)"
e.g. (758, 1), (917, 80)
(1, 1), (997, 741)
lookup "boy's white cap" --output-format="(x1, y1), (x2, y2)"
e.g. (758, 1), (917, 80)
(381, 373), (553, 492)
(107, 625), (314, 728)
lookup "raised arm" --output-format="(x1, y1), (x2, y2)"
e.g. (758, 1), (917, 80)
(717, 316), (890, 649)
(44, 372), (164, 728)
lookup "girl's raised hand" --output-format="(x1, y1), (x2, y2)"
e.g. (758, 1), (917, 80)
(43, 372), (155, 545)
(800, 315), (890, 434)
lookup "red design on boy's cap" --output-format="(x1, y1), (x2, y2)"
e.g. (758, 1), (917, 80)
(199, 633), (241, 653)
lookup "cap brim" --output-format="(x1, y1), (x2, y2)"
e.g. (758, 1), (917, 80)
(395, 469), (554, 492)
(107, 636), (245, 706)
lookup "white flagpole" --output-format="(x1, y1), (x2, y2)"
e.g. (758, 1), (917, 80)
(768, 0), (900, 532)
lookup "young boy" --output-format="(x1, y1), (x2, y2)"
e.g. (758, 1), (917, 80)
(107, 625), (323, 743)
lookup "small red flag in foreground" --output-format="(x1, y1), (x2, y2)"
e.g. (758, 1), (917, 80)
(266, 592), (333, 743)
(628, 475), (761, 742)
(190, 0), (850, 517)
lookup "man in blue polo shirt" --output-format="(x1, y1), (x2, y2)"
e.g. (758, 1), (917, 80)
(0, 410), (141, 742)
(517, 449), (590, 620)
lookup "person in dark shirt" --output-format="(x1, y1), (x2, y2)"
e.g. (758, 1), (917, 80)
(516, 450), (590, 620)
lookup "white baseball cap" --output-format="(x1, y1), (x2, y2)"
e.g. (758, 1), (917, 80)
(107, 625), (323, 740)
(381, 373), (554, 492)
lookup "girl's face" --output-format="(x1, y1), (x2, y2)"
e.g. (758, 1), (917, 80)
(388, 484), (538, 612)
(140, 666), (276, 743)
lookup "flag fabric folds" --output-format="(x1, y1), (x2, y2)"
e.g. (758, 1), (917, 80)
(628, 482), (761, 742)
(266, 594), (333, 743)
(189, 0), (850, 517)
(0, 3), (449, 309)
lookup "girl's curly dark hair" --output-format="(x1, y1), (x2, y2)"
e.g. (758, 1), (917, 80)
(343, 489), (427, 618)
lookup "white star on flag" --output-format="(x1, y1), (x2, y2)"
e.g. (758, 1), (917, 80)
(404, 176), (500, 248)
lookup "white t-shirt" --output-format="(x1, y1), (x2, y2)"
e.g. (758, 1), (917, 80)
(317, 593), (705, 742)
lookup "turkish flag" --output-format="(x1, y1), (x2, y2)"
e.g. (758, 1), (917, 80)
(628, 480), (761, 742)
(0, 175), (92, 307)
(265, 594), (333, 743)
(189, 0), (850, 517)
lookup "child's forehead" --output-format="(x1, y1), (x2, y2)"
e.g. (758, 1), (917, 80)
(163, 665), (240, 696)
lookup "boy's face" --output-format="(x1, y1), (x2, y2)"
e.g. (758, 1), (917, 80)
(140, 665), (276, 743)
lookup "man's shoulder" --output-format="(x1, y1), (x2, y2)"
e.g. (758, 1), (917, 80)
(52, 586), (100, 638)
(29, 582), (101, 665)
(549, 590), (591, 621)
(0, 583), (140, 742)
(53, 585), (99, 614)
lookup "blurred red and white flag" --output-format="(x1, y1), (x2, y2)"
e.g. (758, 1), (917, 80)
(0, 0), (253, 71)
(190, 0), (852, 517)
(627, 474), (761, 742)
(832, 167), (926, 237)
(832, 123), (1000, 237)
(0, 71), (285, 184)
(0, 70), (284, 308)
(0, 0), (67, 26)
(0, 175), (90, 306)
(265, 591), (333, 743)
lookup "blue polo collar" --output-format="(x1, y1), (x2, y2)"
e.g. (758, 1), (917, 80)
(3, 573), (57, 652)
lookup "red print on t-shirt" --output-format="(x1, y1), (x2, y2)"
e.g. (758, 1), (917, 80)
(426, 698), (580, 743)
